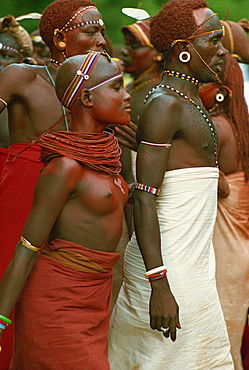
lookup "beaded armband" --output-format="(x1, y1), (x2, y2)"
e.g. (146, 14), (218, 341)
(20, 236), (41, 252)
(144, 266), (167, 282)
(134, 182), (161, 196)
(0, 98), (8, 107)
(141, 140), (171, 149)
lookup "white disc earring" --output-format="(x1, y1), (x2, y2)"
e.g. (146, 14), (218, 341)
(216, 93), (225, 102)
(179, 51), (191, 63)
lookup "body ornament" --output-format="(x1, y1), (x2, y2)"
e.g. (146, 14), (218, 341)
(0, 98), (8, 107)
(163, 70), (199, 86)
(20, 236), (41, 252)
(141, 140), (171, 149)
(0, 315), (12, 326)
(62, 51), (101, 109)
(135, 182), (161, 196)
(144, 85), (218, 167)
(0, 42), (22, 57)
(59, 6), (97, 32)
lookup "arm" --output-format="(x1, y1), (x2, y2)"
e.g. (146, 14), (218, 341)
(134, 96), (181, 341)
(218, 170), (230, 197)
(0, 157), (80, 339)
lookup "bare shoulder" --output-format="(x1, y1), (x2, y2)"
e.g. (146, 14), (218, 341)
(137, 87), (184, 143)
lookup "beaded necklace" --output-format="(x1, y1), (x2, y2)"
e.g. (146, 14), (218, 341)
(47, 58), (62, 67)
(162, 70), (199, 86)
(129, 77), (159, 95)
(144, 84), (218, 167)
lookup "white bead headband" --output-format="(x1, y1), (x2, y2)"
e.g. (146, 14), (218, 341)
(0, 42), (22, 57)
(59, 6), (99, 32)
(61, 19), (105, 34)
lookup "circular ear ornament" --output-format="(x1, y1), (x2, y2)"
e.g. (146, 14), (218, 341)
(58, 41), (66, 48)
(179, 51), (191, 63)
(215, 93), (225, 102)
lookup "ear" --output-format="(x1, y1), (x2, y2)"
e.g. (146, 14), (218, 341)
(80, 89), (94, 107)
(53, 29), (66, 51)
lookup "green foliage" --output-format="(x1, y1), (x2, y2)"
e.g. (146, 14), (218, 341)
(0, 0), (248, 46)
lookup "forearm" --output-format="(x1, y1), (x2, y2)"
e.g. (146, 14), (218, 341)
(0, 242), (37, 318)
(134, 192), (164, 271)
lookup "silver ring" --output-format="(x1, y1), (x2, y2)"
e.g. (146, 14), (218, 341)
(160, 326), (169, 334)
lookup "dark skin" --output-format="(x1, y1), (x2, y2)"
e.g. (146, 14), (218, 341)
(133, 8), (226, 342)
(0, 56), (131, 341)
(0, 8), (107, 144)
(0, 32), (23, 148)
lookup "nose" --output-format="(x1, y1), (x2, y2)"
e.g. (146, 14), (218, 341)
(217, 42), (226, 57)
(123, 89), (131, 101)
(96, 33), (107, 48)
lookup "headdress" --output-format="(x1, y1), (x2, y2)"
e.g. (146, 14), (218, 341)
(121, 20), (153, 48)
(61, 52), (122, 109)
(0, 15), (33, 57)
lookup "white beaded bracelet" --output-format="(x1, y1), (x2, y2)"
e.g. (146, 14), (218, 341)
(144, 265), (167, 277)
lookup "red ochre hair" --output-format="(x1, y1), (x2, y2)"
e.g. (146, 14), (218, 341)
(150, 0), (208, 54)
(213, 53), (249, 180)
(39, 0), (96, 49)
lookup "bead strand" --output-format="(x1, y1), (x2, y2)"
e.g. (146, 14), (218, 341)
(144, 84), (218, 167)
(163, 70), (199, 85)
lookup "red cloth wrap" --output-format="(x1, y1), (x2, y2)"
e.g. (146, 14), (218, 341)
(0, 147), (8, 179)
(0, 143), (42, 370)
(9, 239), (120, 370)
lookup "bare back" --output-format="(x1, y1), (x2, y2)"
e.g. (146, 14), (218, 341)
(0, 63), (69, 144)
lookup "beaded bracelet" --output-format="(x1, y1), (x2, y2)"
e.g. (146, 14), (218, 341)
(20, 236), (41, 252)
(0, 314), (12, 326)
(144, 265), (167, 277)
(147, 270), (167, 282)
(135, 182), (161, 196)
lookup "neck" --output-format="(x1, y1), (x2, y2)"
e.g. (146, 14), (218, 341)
(132, 63), (160, 84)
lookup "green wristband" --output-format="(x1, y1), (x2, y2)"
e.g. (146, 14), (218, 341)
(0, 314), (12, 325)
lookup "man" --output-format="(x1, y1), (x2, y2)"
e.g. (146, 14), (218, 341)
(109, 0), (234, 368)
(0, 0), (106, 367)
(0, 52), (131, 369)
(118, 19), (163, 235)
(199, 53), (249, 370)
(0, 14), (33, 174)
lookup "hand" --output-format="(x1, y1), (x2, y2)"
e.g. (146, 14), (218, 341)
(149, 280), (181, 342)
(115, 121), (138, 152)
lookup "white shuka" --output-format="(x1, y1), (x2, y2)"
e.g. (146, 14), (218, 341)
(109, 167), (234, 370)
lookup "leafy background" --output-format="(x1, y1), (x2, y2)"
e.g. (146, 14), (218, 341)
(1, 0), (248, 48)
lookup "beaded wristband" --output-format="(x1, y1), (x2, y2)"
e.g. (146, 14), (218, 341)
(135, 182), (161, 196)
(0, 323), (7, 330)
(141, 140), (172, 149)
(144, 265), (167, 277)
(0, 314), (12, 325)
(20, 236), (41, 252)
(147, 270), (167, 282)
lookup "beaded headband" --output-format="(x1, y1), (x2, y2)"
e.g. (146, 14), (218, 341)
(171, 13), (223, 47)
(87, 73), (123, 91)
(0, 42), (22, 57)
(126, 24), (153, 48)
(62, 52), (122, 109)
(60, 6), (96, 32)
(62, 51), (101, 109)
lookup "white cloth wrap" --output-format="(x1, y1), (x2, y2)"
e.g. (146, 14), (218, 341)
(109, 167), (234, 369)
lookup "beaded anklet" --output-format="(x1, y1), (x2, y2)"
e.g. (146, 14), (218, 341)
(163, 70), (199, 86)
(135, 182), (161, 195)
(20, 236), (41, 252)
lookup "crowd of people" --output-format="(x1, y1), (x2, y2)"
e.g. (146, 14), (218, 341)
(0, 0), (248, 369)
